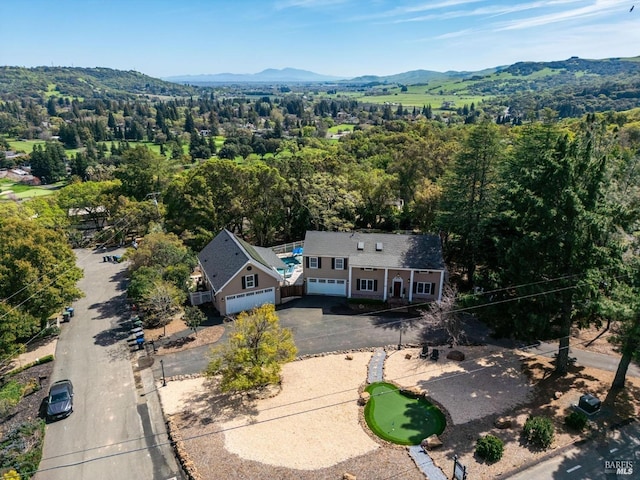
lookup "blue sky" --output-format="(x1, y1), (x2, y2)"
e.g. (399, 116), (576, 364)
(1, 0), (638, 79)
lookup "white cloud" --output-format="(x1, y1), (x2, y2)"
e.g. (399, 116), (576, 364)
(274, 0), (350, 9)
(494, 0), (628, 30)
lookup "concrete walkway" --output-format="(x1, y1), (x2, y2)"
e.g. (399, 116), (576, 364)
(366, 348), (449, 480)
(6, 337), (57, 372)
(367, 348), (386, 383)
(408, 446), (448, 480)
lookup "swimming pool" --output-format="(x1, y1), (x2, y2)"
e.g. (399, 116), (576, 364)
(277, 265), (296, 277)
(281, 255), (301, 266)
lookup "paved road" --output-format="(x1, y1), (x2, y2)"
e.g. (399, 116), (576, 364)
(153, 296), (426, 378)
(154, 297), (640, 381)
(532, 341), (640, 378)
(507, 420), (640, 479)
(36, 249), (182, 480)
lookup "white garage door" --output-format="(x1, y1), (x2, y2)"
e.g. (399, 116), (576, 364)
(225, 288), (275, 314)
(307, 278), (347, 296)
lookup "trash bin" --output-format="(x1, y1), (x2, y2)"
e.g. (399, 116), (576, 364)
(578, 394), (601, 414)
(66, 307), (74, 318)
(62, 311), (70, 322)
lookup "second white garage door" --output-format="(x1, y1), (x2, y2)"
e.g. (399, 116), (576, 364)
(225, 287), (275, 314)
(306, 278), (347, 296)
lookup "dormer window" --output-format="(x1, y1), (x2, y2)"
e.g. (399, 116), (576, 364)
(375, 242), (383, 251)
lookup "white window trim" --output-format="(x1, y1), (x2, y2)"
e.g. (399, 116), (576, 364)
(309, 257), (319, 269)
(334, 258), (344, 270)
(245, 274), (256, 289)
(361, 279), (375, 291)
(416, 282), (434, 295)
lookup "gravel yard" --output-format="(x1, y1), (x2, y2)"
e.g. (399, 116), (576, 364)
(159, 343), (640, 480)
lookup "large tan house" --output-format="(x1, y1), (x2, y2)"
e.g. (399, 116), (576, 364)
(194, 229), (445, 316)
(196, 229), (286, 316)
(302, 230), (445, 303)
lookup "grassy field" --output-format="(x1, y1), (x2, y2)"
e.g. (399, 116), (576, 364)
(320, 85), (487, 108)
(327, 124), (355, 134)
(0, 179), (60, 200)
(6, 139), (47, 154)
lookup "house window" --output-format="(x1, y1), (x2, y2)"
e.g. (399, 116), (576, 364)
(361, 279), (375, 291)
(309, 257), (319, 269)
(243, 274), (257, 289)
(414, 282), (435, 295)
(334, 258), (344, 270)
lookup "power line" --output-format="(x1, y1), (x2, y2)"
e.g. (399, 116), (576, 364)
(0, 208), (145, 368)
(28, 337), (593, 478)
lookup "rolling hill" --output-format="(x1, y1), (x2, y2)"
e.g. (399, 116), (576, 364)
(0, 66), (198, 100)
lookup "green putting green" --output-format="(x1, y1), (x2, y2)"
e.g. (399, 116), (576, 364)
(364, 382), (446, 445)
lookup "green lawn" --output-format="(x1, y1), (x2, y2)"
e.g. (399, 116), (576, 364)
(364, 382), (446, 445)
(328, 124), (355, 134)
(6, 139), (47, 154)
(0, 179), (61, 200)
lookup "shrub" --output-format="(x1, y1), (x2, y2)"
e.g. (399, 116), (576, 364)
(523, 415), (555, 449)
(0, 420), (46, 475)
(6, 354), (54, 377)
(475, 434), (504, 462)
(0, 380), (24, 415)
(565, 410), (588, 431)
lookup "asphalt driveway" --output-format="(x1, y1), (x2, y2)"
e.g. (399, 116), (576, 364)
(153, 296), (426, 378)
(277, 296), (424, 354)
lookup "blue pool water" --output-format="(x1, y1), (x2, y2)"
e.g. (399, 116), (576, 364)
(282, 255), (301, 266)
(277, 266), (295, 276)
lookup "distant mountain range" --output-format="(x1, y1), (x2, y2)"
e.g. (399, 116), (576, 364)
(164, 68), (346, 84)
(163, 56), (640, 85)
(2, 56), (640, 104)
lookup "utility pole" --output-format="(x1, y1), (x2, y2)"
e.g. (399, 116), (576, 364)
(146, 192), (161, 215)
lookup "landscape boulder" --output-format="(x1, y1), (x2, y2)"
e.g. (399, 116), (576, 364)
(345, 354), (354, 360)
(446, 350), (465, 361)
(343, 473), (357, 480)
(402, 386), (424, 397)
(494, 417), (513, 429)
(405, 353), (412, 360)
(421, 434), (443, 450)
(358, 391), (371, 406)
(554, 391), (563, 399)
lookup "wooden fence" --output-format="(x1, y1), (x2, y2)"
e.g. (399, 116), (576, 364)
(281, 285), (304, 298)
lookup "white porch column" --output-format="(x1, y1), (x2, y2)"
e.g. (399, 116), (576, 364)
(437, 269), (445, 301)
(348, 265), (352, 299)
(383, 268), (388, 302)
(409, 270), (414, 302)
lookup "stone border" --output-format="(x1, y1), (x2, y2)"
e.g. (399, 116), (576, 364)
(166, 416), (202, 480)
(162, 345), (433, 479)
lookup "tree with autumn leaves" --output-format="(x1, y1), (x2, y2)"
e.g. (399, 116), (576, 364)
(206, 304), (297, 392)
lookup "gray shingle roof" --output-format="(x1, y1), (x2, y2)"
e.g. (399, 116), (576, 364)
(198, 230), (284, 292)
(253, 246), (287, 270)
(303, 231), (444, 270)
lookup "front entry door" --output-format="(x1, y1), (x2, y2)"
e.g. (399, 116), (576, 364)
(393, 280), (402, 298)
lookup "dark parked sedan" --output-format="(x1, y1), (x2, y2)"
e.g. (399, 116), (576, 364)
(46, 379), (74, 421)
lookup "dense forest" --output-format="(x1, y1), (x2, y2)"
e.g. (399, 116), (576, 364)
(1, 62), (639, 379)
